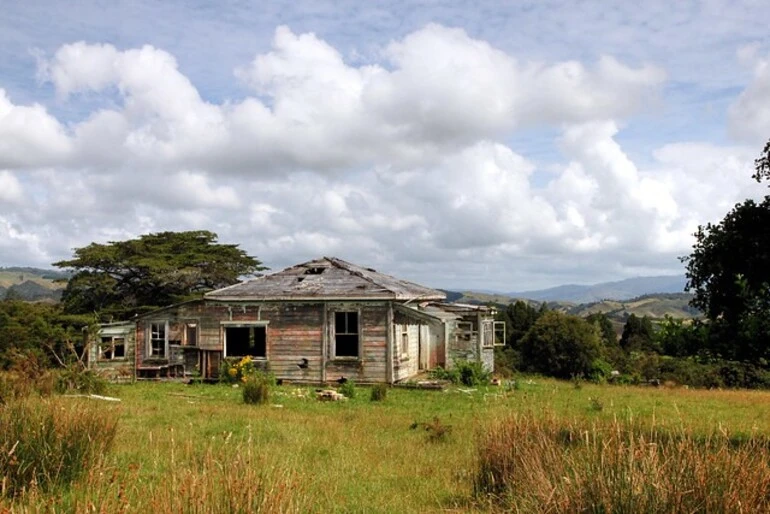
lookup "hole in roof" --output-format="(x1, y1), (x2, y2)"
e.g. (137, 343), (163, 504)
(297, 277), (305, 283)
(304, 267), (325, 275)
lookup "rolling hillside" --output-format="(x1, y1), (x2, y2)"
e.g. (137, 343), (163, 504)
(0, 267), (67, 302)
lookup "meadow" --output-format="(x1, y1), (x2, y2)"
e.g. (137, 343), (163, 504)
(2, 378), (770, 513)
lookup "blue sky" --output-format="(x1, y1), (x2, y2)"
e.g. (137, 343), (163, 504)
(0, 0), (768, 290)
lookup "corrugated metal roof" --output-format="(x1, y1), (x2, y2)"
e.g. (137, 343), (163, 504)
(204, 257), (446, 301)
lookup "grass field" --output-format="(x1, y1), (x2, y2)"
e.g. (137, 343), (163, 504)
(4, 378), (770, 513)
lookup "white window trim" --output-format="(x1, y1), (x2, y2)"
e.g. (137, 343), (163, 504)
(99, 336), (127, 361)
(399, 324), (410, 360)
(331, 308), (362, 360)
(221, 321), (269, 359)
(148, 321), (168, 359)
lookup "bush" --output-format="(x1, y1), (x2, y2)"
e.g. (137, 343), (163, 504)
(0, 396), (118, 497)
(457, 360), (491, 386)
(339, 380), (357, 399)
(370, 383), (388, 402)
(242, 373), (272, 405)
(54, 366), (108, 395)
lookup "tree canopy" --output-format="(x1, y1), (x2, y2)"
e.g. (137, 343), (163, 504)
(54, 231), (266, 318)
(520, 311), (602, 379)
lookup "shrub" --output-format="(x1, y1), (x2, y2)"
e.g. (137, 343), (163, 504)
(242, 373), (272, 405)
(457, 360), (491, 386)
(370, 383), (388, 402)
(0, 396), (118, 497)
(339, 380), (356, 399)
(475, 413), (770, 512)
(54, 366), (108, 395)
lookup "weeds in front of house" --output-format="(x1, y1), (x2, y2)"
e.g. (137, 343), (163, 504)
(243, 373), (272, 405)
(474, 412), (770, 513)
(370, 383), (388, 402)
(339, 380), (357, 399)
(0, 395), (119, 498)
(429, 360), (491, 386)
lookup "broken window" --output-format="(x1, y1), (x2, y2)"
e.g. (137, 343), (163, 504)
(225, 326), (266, 358)
(149, 322), (166, 358)
(100, 336), (126, 360)
(334, 311), (359, 358)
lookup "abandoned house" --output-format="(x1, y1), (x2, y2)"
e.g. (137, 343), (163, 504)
(91, 257), (502, 383)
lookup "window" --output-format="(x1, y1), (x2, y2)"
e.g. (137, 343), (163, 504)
(334, 311), (359, 358)
(186, 323), (198, 346)
(100, 336), (126, 360)
(400, 325), (409, 356)
(150, 322), (166, 358)
(225, 326), (266, 358)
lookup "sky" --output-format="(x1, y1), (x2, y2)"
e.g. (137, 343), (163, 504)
(0, 0), (769, 291)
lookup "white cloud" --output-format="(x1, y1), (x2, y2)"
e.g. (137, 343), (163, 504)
(0, 170), (23, 203)
(729, 50), (770, 144)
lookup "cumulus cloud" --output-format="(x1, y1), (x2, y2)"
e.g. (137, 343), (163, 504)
(0, 23), (762, 290)
(729, 49), (770, 144)
(26, 25), (664, 176)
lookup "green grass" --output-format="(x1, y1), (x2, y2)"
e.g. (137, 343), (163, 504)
(4, 377), (770, 512)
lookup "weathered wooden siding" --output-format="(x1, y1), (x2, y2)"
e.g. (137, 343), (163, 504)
(324, 302), (389, 384)
(133, 300), (393, 383)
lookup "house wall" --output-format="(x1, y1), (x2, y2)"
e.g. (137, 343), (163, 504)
(135, 300), (393, 384)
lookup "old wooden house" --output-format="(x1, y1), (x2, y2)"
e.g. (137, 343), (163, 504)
(91, 257), (500, 383)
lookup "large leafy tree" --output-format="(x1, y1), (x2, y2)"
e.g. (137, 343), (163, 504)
(54, 231), (266, 318)
(520, 311), (602, 378)
(682, 141), (770, 364)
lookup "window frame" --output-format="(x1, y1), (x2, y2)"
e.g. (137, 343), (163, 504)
(400, 324), (410, 359)
(99, 336), (127, 361)
(148, 321), (168, 359)
(221, 321), (269, 359)
(331, 309), (362, 360)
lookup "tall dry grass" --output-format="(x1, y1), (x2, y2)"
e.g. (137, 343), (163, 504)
(475, 412), (770, 513)
(0, 396), (119, 498)
(5, 427), (310, 514)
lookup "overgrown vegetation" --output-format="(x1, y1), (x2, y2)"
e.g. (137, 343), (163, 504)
(0, 394), (118, 498)
(242, 373), (272, 405)
(370, 383), (388, 402)
(475, 412), (770, 512)
(430, 360), (491, 386)
(339, 379), (357, 399)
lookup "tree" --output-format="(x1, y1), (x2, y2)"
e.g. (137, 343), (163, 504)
(682, 140), (770, 364)
(619, 314), (657, 353)
(54, 231), (266, 318)
(520, 311), (602, 379)
(682, 197), (770, 362)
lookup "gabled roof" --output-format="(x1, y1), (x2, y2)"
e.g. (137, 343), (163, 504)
(204, 257), (446, 302)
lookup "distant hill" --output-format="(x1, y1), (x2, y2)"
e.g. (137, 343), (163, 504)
(0, 267), (67, 302)
(508, 275), (687, 304)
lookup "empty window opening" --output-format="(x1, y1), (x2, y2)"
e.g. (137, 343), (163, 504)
(186, 324), (198, 346)
(335, 311), (359, 358)
(150, 323), (166, 358)
(100, 336), (126, 360)
(226, 326), (266, 358)
(297, 276), (306, 282)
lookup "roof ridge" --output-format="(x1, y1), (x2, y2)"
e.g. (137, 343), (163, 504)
(325, 256), (392, 293)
